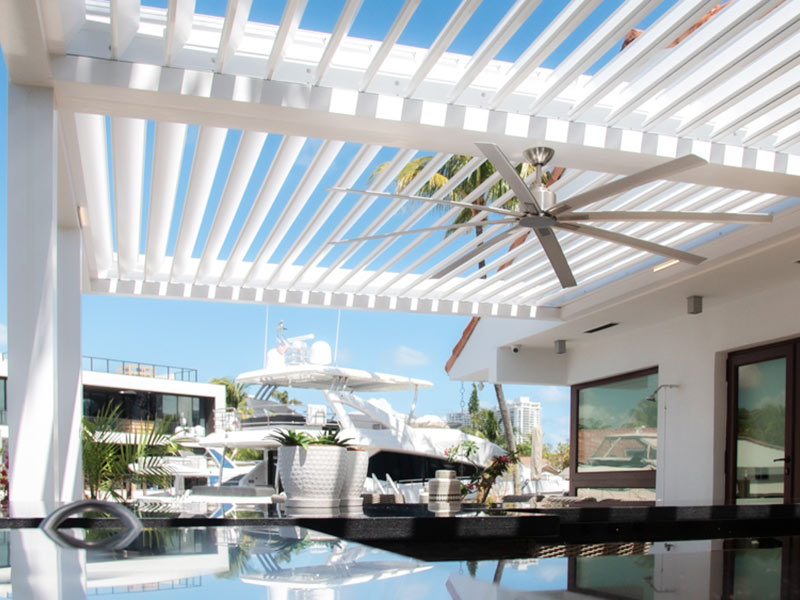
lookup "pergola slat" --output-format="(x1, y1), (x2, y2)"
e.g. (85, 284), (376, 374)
(170, 126), (228, 281)
(606, 0), (774, 126)
(165, 0), (195, 66)
(489, 0), (601, 111)
(216, 0), (253, 73)
(314, 0), (363, 86)
(145, 121), (187, 280)
(219, 135), (307, 285)
(73, 112), (114, 277)
(569, 0), (717, 119)
(196, 130), (268, 283)
(111, 116), (146, 279)
(243, 139), (346, 286)
(529, 0), (654, 114)
(403, 0), (481, 97)
(642, 1), (800, 128)
(359, 0), (420, 92)
(446, 0), (541, 104)
(265, 0), (309, 80)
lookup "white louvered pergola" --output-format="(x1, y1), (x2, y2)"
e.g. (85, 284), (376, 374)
(2, 0), (800, 505)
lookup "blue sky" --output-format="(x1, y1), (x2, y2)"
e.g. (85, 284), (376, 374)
(0, 1), (685, 446)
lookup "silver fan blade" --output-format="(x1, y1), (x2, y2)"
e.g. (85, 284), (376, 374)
(475, 142), (542, 214)
(328, 187), (522, 218)
(553, 222), (706, 265)
(432, 227), (523, 279)
(330, 218), (519, 244)
(550, 154), (708, 216)
(533, 227), (577, 288)
(559, 210), (772, 224)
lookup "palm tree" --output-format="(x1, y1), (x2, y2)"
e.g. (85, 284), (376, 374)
(210, 377), (249, 410)
(370, 152), (565, 493)
(273, 389), (302, 406)
(82, 404), (177, 500)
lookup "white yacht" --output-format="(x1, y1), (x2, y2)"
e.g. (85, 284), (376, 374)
(191, 324), (522, 502)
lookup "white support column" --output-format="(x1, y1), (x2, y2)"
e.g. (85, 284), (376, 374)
(7, 84), (83, 512)
(56, 227), (83, 502)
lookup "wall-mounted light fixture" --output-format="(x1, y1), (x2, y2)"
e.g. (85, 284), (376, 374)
(77, 205), (88, 228)
(554, 339), (566, 355)
(687, 295), (703, 315)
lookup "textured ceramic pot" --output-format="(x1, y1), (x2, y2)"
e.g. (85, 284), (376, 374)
(278, 445), (347, 515)
(340, 449), (370, 509)
(427, 469), (462, 516)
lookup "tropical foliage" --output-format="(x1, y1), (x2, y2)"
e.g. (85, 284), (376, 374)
(82, 404), (178, 500)
(445, 441), (519, 503)
(268, 429), (351, 448)
(273, 389), (302, 406)
(210, 377), (249, 411)
(461, 408), (503, 446)
(543, 442), (570, 472)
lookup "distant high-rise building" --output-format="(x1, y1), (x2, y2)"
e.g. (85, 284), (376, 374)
(497, 397), (541, 444)
(447, 411), (472, 428)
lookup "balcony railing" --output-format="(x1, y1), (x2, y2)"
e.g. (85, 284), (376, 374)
(82, 356), (198, 382)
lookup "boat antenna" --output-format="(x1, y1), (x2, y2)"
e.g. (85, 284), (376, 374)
(333, 309), (342, 365)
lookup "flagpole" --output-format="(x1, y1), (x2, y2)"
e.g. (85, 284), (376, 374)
(263, 305), (270, 368)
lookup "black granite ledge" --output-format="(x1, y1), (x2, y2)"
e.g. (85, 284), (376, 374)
(4, 503), (800, 562)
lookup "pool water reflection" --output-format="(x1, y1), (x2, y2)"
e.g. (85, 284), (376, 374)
(1, 525), (795, 598)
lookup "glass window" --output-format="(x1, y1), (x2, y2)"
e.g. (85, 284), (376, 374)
(570, 368), (658, 497)
(178, 396), (193, 426)
(577, 370), (658, 473)
(162, 395), (178, 418)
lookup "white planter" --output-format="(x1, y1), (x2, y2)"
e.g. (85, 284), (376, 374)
(340, 449), (369, 511)
(277, 445), (347, 515)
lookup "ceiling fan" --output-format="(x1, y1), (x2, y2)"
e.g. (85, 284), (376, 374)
(330, 142), (772, 288)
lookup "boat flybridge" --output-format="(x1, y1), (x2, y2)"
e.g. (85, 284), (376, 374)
(194, 324), (512, 502)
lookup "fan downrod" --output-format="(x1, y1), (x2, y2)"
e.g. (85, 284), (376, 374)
(523, 146), (555, 167)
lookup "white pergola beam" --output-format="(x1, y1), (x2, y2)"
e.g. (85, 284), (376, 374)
(359, 0), (420, 92)
(110, 0), (140, 60)
(41, 0), (86, 55)
(51, 56), (800, 197)
(86, 273), (558, 320)
(145, 121), (187, 280)
(111, 116), (146, 279)
(170, 126), (228, 281)
(314, 0), (363, 86)
(403, 0), (481, 97)
(196, 130), (267, 283)
(266, 0), (309, 79)
(216, 0), (253, 73)
(529, 0), (654, 113)
(165, 0), (195, 66)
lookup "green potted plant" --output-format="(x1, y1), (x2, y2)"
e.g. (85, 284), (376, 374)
(269, 430), (347, 516)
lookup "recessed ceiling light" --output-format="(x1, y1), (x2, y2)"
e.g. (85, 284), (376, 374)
(654, 259), (680, 272)
(583, 322), (619, 334)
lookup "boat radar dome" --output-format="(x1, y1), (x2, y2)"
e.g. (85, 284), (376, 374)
(309, 341), (332, 365)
